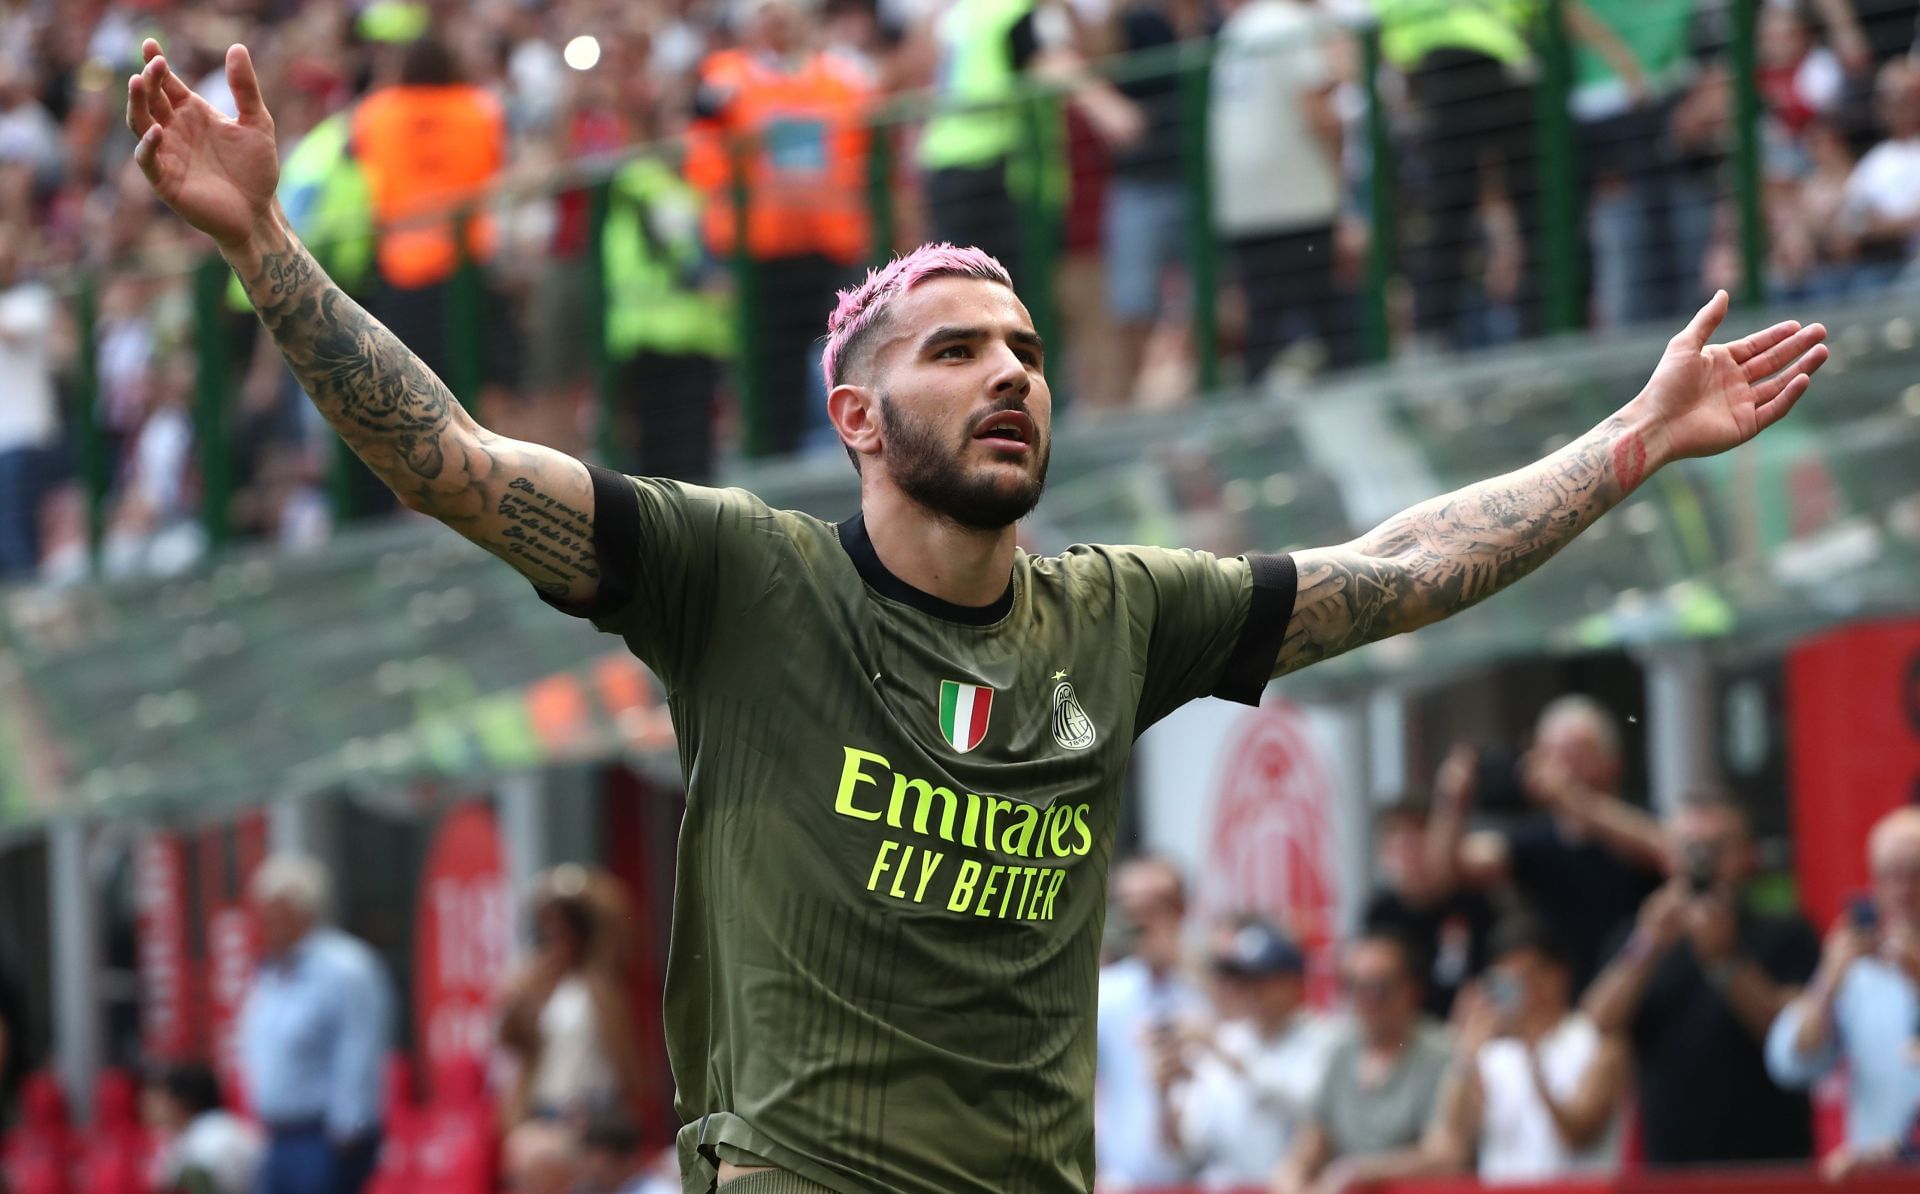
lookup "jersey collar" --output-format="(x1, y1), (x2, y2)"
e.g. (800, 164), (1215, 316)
(836, 513), (1015, 626)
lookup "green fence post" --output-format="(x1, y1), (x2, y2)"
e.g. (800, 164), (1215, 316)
(192, 256), (233, 552)
(1730, 0), (1766, 307)
(867, 119), (897, 268)
(586, 176), (619, 464)
(730, 133), (770, 458)
(1015, 90), (1060, 390)
(447, 207), (484, 411)
(1362, 23), (1396, 363)
(1536, 0), (1580, 333)
(1180, 40), (1221, 396)
(71, 271), (108, 561)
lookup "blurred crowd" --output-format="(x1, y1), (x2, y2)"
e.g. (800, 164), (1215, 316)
(0, 0), (1918, 590)
(1092, 694), (1920, 1191)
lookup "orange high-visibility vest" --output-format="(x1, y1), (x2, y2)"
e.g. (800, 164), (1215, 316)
(684, 49), (874, 264)
(353, 85), (505, 288)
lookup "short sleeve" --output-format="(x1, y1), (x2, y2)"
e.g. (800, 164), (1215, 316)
(1116, 547), (1298, 733)
(537, 466), (747, 691)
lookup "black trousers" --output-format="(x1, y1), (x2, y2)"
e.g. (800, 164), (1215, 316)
(615, 350), (721, 484)
(1230, 222), (1357, 381)
(750, 253), (852, 457)
(1404, 49), (1539, 342)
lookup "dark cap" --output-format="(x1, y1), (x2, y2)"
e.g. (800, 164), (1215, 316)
(1213, 920), (1306, 978)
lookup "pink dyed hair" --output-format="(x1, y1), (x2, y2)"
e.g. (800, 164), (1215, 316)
(820, 243), (1015, 390)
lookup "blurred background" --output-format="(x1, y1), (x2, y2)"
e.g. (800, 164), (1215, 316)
(0, 0), (1918, 1189)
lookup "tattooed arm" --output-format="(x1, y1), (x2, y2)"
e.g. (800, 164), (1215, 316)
(230, 216), (600, 599)
(1274, 293), (1830, 678)
(127, 40), (602, 602)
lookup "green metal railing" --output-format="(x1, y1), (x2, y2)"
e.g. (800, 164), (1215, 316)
(45, 3), (1781, 570)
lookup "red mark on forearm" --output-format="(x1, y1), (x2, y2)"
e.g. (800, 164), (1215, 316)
(1612, 432), (1648, 492)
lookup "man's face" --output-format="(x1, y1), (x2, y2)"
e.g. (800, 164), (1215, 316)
(1115, 865), (1184, 968)
(860, 277), (1053, 531)
(1667, 806), (1751, 892)
(1872, 825), (1920, 931)
(1375, 812), (1432, 900)
(254, 895), (310, 957)
(1534, 715), (1619, 796)
(1344, 940), (1416, 1044)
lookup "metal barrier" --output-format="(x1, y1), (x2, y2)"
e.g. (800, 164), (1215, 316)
(11, 0), (1917, 587)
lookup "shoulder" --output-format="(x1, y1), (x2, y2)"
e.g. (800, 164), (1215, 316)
(1098, 956), (1150, 1003)
(314, 930), (385, 986)
(1412, 1021), (1456, 1070)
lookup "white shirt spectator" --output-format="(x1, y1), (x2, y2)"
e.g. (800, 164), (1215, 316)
(1767, 955), (1920, 1147)
(530, 974), (619, 1115)
(155, 1109), (264, 1194)
(0, 280), (57, 454)
(1846, 137), (1920, 249)
(1476, 1013), (1623, 1183)
(1096, 955), (1208, 1187)
(1172, 1012), (1343, 1187)
(1209, 0), (1340, 237)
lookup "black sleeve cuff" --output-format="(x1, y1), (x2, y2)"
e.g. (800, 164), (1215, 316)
(1211, 553), (1298, 705)
(536, 464), (642, 620)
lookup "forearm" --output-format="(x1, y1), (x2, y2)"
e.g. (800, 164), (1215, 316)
(1580, 794), (1669, 871)
(1583, 940), (1657, 1035)
(1277, 408), (1661, 674)
(223, 205), (600, 599)
(1790, 975), (1841, 1057)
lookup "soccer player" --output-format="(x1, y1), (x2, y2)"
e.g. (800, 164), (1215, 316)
(127, 40), (1828, 1194)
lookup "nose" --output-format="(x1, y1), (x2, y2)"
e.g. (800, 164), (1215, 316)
(988, 343), (1031, 399)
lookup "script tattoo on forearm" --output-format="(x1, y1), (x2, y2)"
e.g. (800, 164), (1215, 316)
(233, 234), (596, 597)
(1275, 415), (1651, 677)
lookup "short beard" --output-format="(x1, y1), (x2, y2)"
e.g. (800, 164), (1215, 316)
(878, 391), (1048, 532)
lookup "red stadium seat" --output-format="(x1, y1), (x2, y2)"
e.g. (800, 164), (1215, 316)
(74, 1068), (157, 1194)
(2, 1071), (78, 1194)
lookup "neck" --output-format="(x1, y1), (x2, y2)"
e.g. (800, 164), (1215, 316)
(1365, 1025), (1410, 1054)
(1253, 1006), (1298, 1038)
(860, 486), (1019, 609)
(1519, 1007), (1566, 1042)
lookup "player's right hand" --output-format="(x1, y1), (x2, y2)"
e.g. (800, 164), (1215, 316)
(126, 39), (279, 250)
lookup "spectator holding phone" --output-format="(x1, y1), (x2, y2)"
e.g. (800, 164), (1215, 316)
(1584, 791), (1819, 1165)
(1413, 915), (1630, 1183)
(1768, 806), (1920, 1176)
(1427, 696), (1666, 991)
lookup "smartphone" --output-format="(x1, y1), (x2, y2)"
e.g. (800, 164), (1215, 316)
(1484, 971), (1522, 1019)
(1850, 893), (1880, 933)
(1685, 842), (1719, 896)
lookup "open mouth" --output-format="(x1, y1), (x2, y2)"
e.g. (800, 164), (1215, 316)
(973, 411), (1035, 447)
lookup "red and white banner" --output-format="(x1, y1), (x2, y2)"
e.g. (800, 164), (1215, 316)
(134, 834), (192, 1061)
(413, 803), (511, 1080)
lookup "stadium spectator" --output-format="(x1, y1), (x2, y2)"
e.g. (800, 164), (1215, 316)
(101, 353), (205, 581)
(1363, 780), (1497, 1020)
(1272, 931), (1451, 1194)
(503, 1119), (582, 1194)
(238, 854), (394, 1194)
(1416, 916), (1629, 1183)
(1831, 58), (1920, 292)
(1209, 0), (1352, 385)
(496, 864), (646, 1128)
(352, 33), (509, 409)
(684, 0), (874, 456)
(142, 1061), (264, 1194)
(576, 1111), (655, 1194)
(1573, 0), (1714, 330)
(1101, 0), (1186, 404)
(1583, 789), (1818, 1166)
(1768, 806), (1920, 1174)
(1156, 917), (1339, 1188)
(1096, 856), (1207, 1189)
(1427, 696), (1666, 990)
(0, 234), (60, 580)
(601, 154), (730, 484)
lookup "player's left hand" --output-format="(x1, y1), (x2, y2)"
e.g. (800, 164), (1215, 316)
(1632, 291), (1828, 465)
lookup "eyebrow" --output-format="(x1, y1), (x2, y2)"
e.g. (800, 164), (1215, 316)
(920, 325), (1047, 358)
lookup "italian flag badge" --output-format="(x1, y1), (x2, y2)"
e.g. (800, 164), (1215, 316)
(938, 680), (994, 753)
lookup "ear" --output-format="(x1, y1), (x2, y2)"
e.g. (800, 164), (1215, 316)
(828, 382), (882, 464)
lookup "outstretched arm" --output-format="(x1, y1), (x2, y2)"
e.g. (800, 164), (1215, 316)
(127, 41), (603, 604)
(1273, 292), (1827, 677)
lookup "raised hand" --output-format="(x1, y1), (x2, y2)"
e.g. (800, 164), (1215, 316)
(1633, 290), (1829, 467)
(126, 39), (279, 250)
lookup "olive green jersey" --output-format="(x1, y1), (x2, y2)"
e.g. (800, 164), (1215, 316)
(545, 467), (1297, 1194)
